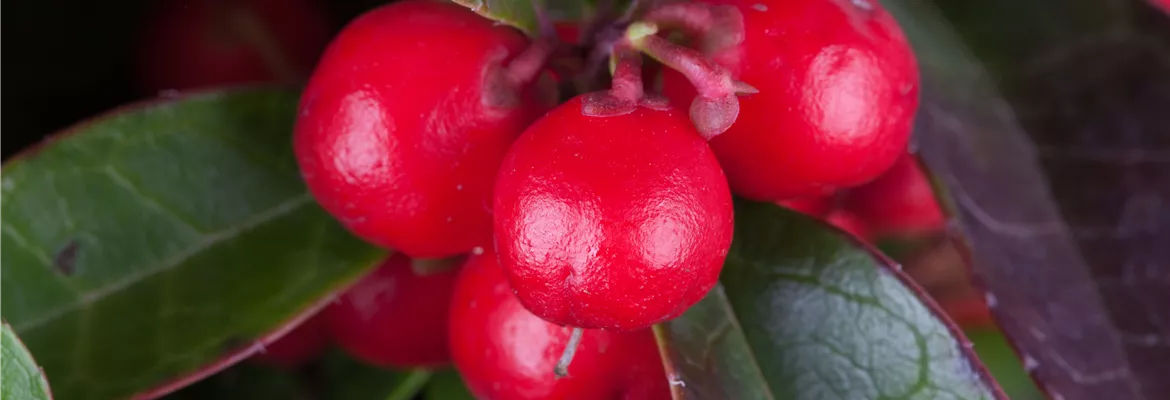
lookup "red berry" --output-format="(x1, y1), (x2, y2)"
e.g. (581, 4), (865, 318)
(844, 153), (945, 236)
(326, 253), (458, 369)
(554, 21), (584, 45)
(294, 0), (550, 258)
(1152, 0), (1170, 15)
(776, 195), (835, 217)
(252, 313), (328, 368)
(135, 0), (331, 93)
(661, 0), (920, 200)
(941, 295), (994, 328)
(825, 209), (869, 240)
(449, 250), (670, 400)
(493, 95), (734, 331)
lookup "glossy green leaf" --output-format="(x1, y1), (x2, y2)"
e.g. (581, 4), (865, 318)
(2, 323), (53, 400)
(423, 369), (476, 400)
(655, 201), (1004, 400)
(451, 0), (540, 35)
(451, 0), (599, 36)
(886, 1), (1170, 398)
(965, 328), (1044, 400)
(0, 88), (386, 400)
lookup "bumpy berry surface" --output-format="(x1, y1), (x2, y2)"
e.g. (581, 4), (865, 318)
(449, 250), (669, 400)
(662, 0), (920, 200)
(325, 253), (458, 368)
(136, 0), (330, 93)
(493, 95), (733, 331)
(295, 0), (548, 258)
(252, 313), (328, 368)
(845, 153), (945, 236)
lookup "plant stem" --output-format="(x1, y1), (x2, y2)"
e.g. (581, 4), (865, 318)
(609, 40), (644, 102)
(505, 39), (557, 87)
(554, 327), (585, 378)
(626, 22), (732, 99)
(642, 2), (717, 37)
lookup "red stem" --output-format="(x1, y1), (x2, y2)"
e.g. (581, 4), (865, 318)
(626, 23), (730, 99)
(504, 39), (557, 87)
(642, 2), (717, 38)
(609, 40), (644, 102)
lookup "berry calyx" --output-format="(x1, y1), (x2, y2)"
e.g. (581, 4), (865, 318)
(493, 94), (734, 331)
(294, 0), (554, 258)
(325, 253), (460, 369)
(449, 250), (670, 400)
(844, 153), (946, 236)
(658, 0), (920, 200)
(252, 313), (328, 369)
(135, 0), (331, 94)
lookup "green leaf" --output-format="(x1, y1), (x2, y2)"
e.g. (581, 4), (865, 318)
(423, 369), (476, 400)
(451, 0), (540, 36)
(885, 1), (1170, 398)
(317, 349), (431, 400)
(0, 88), (386, 400)
(2, 323), (53, 400)
(965, 328), (1044, 400)
(450, 0), (598, 36)
(655, 200), (1005, 400)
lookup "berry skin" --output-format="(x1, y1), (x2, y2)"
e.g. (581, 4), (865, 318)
(941, 295), (994, 328)
(825, 209), (869, 240)
(776, 195), (835, 217)
(844, 153), (945, 236)
(1152, 0), (1170, 15)
(449, 250), (669, 400)
(252, 313), (328, 368)
(661, 0), (920, 201)
(295, 0), (550, 258)
(325, 253), (459, 369)
(493, 95), (734, 331)
(135, 0), (331, 93)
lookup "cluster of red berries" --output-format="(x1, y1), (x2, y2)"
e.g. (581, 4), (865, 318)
(283, 0), (927, 397)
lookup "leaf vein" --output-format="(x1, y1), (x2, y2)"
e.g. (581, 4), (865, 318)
(12, 194), (314, 333)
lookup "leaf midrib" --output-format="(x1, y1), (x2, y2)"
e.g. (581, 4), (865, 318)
(12, 193), (314, 334)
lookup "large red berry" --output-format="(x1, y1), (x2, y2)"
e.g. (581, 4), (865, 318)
(295, 0), (550, 258)
(325, 253), (458, 369)
(844, 153), (945, 236)
(661, 0), (920, 201)
(136, 0), (331, 93)
(252, 313), (328, 368)
(493, 95), (733, 331)
(449, 250), (669, 400)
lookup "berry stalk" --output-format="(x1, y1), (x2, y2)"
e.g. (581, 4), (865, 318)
(624, 21), (756, 139)
(554, 327), (585, 378)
